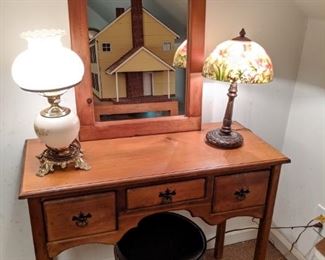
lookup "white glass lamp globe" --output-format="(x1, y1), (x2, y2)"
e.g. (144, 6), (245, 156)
(12, 29), (84, 92)
(11, 29), (89, 176)
(12, 29), (84, 150)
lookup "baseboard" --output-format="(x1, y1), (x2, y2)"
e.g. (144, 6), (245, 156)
(206, 228), (258, 249)
(206, 224), (307, 260)
(315, 250), (325, 260)
(269, 229), (306, 260)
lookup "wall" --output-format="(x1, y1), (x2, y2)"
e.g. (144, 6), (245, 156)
(273, 18), (325, 259)
(0, 1), (75, 260)
(202, 0), (306, 149)
(0, 1), (312, 260)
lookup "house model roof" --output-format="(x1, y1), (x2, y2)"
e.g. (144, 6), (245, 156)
(90, 7), (180, 42)
(106, 46), (175, 75)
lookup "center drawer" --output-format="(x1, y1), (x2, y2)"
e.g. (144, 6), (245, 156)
(127, 179), (206, 209)
(43, 192), (116, 241)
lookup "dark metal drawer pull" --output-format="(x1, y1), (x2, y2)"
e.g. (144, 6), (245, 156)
(72, 212), (92, 227)
(234, 188), (250, 201)
(159, 188), (176, 204)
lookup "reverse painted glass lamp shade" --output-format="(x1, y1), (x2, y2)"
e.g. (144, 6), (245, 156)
(173, 40), (187, 68)
(202, 29), (273, 149)
(11, 29), (90, 176)
(202, 30), (273, 84)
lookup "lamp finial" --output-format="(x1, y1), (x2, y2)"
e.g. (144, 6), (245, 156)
(239, 28), (246, 37)
(232, 28), (251, 41)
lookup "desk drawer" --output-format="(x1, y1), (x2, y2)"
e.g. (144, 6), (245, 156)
(213, 171), (269, 213)
(127, 179), (205, 209)
(44, 192), (116, 241)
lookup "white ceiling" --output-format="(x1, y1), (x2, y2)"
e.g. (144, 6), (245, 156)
(87, 0), (325, 34)
(294, 0), (325, 19)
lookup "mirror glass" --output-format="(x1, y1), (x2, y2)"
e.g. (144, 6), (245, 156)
(87, 0), (188, 121)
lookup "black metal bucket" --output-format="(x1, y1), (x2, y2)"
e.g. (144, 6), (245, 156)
(114, 212), (206, 260)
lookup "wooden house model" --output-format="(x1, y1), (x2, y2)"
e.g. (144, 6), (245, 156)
(89, 0), (180, 103)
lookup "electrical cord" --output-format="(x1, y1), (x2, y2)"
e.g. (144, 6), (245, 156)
(252, 217), (324, 241)
(289, 219), (315, 252)
(206, 220), (323, 246)
(207, 227), (258, 243)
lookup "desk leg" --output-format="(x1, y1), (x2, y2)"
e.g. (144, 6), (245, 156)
(28, 198), (52, 260)
(214, 221), (226, 259)
(254, 165), (281, 260)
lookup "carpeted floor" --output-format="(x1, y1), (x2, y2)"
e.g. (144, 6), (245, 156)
(204, 239), (285, 260)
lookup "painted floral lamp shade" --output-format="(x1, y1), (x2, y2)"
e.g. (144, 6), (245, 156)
(202, 29), (274, 149)
(173, 40), (187, 68)
(202, 29), (273, 84)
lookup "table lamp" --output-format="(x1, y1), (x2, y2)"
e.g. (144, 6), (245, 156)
(202, 29), (273, 148)
(12, 29), (91, 176)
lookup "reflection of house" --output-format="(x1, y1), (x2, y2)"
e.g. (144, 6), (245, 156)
(89, 0), (179, 102)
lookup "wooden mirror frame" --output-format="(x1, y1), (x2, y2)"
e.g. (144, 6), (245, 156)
(68, 0), (206, 141)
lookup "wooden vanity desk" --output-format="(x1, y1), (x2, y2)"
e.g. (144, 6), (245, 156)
(19, 122), (290, 260)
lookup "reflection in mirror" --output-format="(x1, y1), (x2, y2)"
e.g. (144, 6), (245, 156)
(87, 0), (187, 121)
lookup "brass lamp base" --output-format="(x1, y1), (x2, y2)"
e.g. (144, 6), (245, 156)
(36, 139), (91, 177)
(206, 129), (243, 149)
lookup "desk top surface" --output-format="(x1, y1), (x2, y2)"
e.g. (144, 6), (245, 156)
(19, 122), (290, 199)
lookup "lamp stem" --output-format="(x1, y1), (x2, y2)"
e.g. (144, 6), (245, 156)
(220, 81), (238, 135)
(205, 81), (243, 148)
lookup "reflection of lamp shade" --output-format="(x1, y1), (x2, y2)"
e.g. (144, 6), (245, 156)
(202, 29), (273, 84)
(173, 40), (187, 68)
(12, 29), (84, 93)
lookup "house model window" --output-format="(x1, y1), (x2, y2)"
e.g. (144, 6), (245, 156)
(90, 45), (97, 63)
(102, 43), (111, 52)
(163, 42), (172, 51)
(91, 73), (99, 91)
